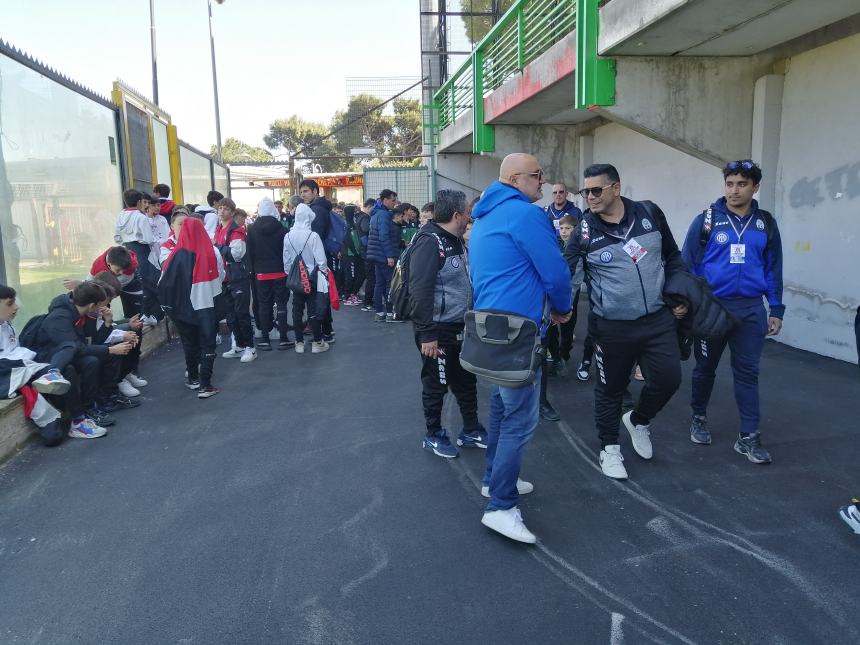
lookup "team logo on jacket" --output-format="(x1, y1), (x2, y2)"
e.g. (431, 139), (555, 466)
(451, 258), (460, 268)
(641, 219), (652, 231)
(600, 250), (612, 263)
(715, 232), (729, 245)
(756, 219), (765, 230)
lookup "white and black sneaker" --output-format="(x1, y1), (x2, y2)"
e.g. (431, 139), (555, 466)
(197, 386), (219, 399)
(599, 445), (628, 479)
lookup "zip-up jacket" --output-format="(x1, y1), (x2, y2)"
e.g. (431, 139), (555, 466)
(308, 196), (332, 244)
(214, 221), (249, 284)
(247, 215), (287, 277)
(680, 197), (785, 318)
(114, 208), (153, 245)
(356, 211), (371, 253)
(408, 222), (473, 344)
(367, 206), (400, 262)
(545, 200), (582, 233)
(565, 197), (684, 321)
(32, 293), (109, 363)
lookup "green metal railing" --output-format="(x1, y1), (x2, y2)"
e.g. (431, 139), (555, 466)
(432, 0), (614, 154)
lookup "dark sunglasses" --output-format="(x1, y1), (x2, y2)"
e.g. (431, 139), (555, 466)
(552, 190), (566, 194)
(578, 183), (616, 198)
(726, 160), (756, 171)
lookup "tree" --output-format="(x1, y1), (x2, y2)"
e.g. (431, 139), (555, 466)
(388, 98), (423, 161)
(264, 115), (346, 172)
(211, 137), (273, 163)
(331, 94), (393, 157)
(462, 0), (516, 45)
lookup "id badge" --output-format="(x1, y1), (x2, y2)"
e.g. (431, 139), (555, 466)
(730, 243), (746, 264)
(622, 238), (648, 263)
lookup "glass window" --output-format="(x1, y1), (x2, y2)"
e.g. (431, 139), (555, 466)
(180, 144), (213, 206)
(0, 53), (122, 327)
(213, 163), (230, 197)
(152, 118), (171, 189)
(127, 103), (153, 194)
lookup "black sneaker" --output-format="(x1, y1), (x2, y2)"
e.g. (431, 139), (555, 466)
(185, 378), (201, 390)
(198, 386), (219, 399)
(257, 340), (272, 351)
(576, 360), (591, 381)
(322, 334), (336, 344)
(539, 401), (560, 421)
(113, 395), (141, 410)
(690, 414), (711, 445)
(734, 433), (772, 464)
(278, 340), (295, 350)
(86, 408), (116, 427)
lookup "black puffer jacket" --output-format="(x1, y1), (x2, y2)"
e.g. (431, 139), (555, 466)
(663, 270), (738, 342)
(247, 215), (287, 275)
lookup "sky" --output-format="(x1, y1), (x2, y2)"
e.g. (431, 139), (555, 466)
(0, 0), (422, 154)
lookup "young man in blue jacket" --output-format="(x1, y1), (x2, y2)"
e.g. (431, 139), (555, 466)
(470, 153), (572, 544)
(366, 189), (400, 322)
(681, 160), (784, 464)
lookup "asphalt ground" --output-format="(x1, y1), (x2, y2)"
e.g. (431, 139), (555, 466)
(0, 303), (858, 645)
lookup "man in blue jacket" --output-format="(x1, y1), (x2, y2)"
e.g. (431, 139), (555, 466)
(470, 153), (572, 544)
(366, 189), (400, 322)
(681, 160), (784, 464)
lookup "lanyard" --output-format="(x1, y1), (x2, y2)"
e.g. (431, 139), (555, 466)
(727, 213), (754, 242)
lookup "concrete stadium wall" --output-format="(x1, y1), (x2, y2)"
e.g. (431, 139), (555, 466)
(774, 32), (860, 362)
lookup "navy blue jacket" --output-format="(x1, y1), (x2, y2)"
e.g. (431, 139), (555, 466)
(681, 197), (785, 318)
(366, 206), (400, 262)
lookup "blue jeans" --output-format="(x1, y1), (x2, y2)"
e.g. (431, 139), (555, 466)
(373, 261), (393, 314)
(691, 302), (767, 434)
(482, 369), (541, 511)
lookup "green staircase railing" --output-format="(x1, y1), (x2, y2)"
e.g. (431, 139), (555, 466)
(432, 0), (614, 154)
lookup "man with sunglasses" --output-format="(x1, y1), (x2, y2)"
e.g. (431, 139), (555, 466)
(565, 164), (686, 480)
(545, 182), (582, 234)
(470, 153), (572, 543)
(681, 160), (784, 465)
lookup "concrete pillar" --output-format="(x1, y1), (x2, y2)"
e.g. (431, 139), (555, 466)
(750, 74), (785, 213)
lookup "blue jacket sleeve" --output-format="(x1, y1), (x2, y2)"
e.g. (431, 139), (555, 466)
(681, 213), (705, 275)
(764, 222), (785, 318)
(515, 208), (572, 315)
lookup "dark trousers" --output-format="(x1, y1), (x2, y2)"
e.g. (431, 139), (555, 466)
(322, 253), (335, 335)
(173, 315), (217, 388)
(223, 280), (254, 348)
(373, 262), (393, 314)
(691, 302), (767, 434)
(140, 261), (163, 320)
(415, 334), (479, 434)
(54, 355), (100, 418)
(98, 354), (125, 403)
(362, 257), (375, 305)
(546, 319), (575, 362)
(122, 331), (141, 377)
(119, 278), (143, 320)
(342, 256), (365, 297)
(292, 289), (323, 342)
(593, 307), (681, 448)
(256, 277), (290, 341)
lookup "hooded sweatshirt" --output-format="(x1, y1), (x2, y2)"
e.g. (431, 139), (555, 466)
(32, 293), (109, 362)
(115, 208), (154, 245)
(89, 248), (138, 289)
(283, 204), (328, 293)
(247, 198), (287, 278)
(195, 204), (219, 241)
(470, 180), (572, 325)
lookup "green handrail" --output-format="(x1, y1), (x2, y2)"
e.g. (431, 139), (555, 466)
(432, 0), (614, 153)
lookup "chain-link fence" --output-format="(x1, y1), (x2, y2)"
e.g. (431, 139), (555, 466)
(363, 167), (431, 208)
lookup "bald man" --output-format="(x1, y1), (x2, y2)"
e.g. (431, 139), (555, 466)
(545, 182), (582, 234)
(469, 153), (572, 544)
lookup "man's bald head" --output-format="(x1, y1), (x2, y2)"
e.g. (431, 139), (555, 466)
(499, 153), (545, 203)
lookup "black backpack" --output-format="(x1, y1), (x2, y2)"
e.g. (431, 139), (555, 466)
(18, 313), (48, 350)
(388, 231), (444, 321)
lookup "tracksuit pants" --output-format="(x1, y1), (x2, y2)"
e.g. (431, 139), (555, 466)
(342, 256), (365, 298)
(292, 289), (323, 343)
(222, 280), (254, 349)
(593, 307), (682, 448)
(362, 258), (375, 306)
(174, 312), (217, 388)
(415, 334), (479, 435)
(256, 277), (290, 341)
(691, 301), (767, 434)
(373, 262), (393, 314)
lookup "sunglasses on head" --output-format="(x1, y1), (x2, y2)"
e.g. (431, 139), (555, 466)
(726, 160), (756, 171)
(577, 182), (617, 199)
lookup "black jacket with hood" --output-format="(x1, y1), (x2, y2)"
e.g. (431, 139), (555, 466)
(309, 196), (332, 246)
(247, 199), (288, 275)
(33, 293), (109, 362)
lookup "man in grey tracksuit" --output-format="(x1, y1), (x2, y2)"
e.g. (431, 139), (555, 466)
(565, 164), (687, 480)
(409, 190), (486, 459)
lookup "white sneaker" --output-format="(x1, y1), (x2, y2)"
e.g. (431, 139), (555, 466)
(125, 373), (148, 388)
(118, 379), (140, 398)
(240, 347), (258, 363)
(311, 340), (330, 354)
(295, 342), (305, 354)
(481, 479), (534, 498)
(600, 444), (628, 479)
(68, 418), (107, 439)
(222, 347), (242, 359)
(481, 506), (537, 544)
(622, 410), (653, 459)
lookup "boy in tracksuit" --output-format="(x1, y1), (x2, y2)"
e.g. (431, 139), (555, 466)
(409, 190), (485, 459)
(681, 160), (784, 464)
(214, 198), (256, 363)
(114, 189), (153, 320)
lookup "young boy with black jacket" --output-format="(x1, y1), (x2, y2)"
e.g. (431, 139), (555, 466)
(408, 189), (486, 459)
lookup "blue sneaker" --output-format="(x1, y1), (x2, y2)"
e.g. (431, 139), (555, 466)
(32, 368), (71, 395)
(457, 426), (487, 448)
(423, 430), (458, 458)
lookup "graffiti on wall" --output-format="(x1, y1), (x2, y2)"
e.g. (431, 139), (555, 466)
(789, 160), (860, 209)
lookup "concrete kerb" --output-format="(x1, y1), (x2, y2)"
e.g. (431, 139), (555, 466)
(0, 319), (171, 466)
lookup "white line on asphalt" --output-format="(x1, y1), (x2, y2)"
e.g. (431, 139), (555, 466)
(610, 612), (625, 645)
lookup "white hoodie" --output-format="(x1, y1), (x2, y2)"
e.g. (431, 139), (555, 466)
(195, 205), (219, 241)
(283, 203), (328, 293)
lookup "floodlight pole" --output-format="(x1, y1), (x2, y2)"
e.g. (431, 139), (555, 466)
(149, 0), (159, 105)
(208, 0), (224, 163)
